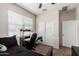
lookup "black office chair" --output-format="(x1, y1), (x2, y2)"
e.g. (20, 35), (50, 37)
(24, 33), (37, 49)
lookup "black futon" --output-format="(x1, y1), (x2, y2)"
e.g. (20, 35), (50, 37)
(0, 35), (42, 56)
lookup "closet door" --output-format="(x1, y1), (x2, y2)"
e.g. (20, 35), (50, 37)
(45, 21), (55, 46)
(37, 21), (46, 44)
(37, 20), (55, 46)
(62, 20), (76, 47)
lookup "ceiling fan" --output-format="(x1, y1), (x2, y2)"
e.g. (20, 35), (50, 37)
(39, 3), (55, 8)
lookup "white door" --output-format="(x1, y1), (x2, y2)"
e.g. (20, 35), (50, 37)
(45, 21), (55, 46)
(37, 21), (46, 44)
(62, 20), (76, 48)
(37, 21), (54, 46)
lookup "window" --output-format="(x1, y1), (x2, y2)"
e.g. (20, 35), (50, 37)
(8, 10), (33, 37)
(8, 10), (23, 37)
(23, 16), (33, 36)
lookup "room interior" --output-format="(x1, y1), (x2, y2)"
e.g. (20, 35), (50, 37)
(0, 3), (79, 56)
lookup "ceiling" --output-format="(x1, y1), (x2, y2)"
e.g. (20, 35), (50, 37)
(17, 3), (79, 15)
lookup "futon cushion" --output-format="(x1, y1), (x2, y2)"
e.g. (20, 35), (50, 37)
(0, 35), (18, 48)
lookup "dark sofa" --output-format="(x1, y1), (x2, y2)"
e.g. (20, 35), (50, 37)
(0, 35), (42, 56)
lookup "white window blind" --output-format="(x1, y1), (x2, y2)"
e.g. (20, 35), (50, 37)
(8, 10), (33, 37)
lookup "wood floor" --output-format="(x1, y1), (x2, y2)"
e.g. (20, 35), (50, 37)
(33, 44), (71, 56)
(53, 47), (71, 56)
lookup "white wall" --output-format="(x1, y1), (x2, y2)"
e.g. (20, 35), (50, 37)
(36, 9), (59, 48)
(0, 3), (8, 37)
(76, 6), (79, 20)
(76, 6), (79, 46)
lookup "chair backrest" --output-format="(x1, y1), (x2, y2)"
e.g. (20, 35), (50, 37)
(29, 33), (37, 45)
